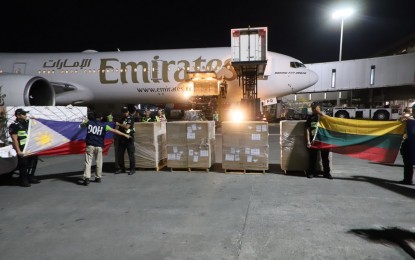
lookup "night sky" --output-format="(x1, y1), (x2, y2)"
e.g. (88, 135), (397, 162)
(1, 0), (414, 63)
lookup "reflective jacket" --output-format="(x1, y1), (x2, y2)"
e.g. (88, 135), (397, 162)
(9, 119), (29, 150)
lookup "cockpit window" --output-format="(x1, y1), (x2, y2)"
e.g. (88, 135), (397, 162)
(290, 62), (306, 68)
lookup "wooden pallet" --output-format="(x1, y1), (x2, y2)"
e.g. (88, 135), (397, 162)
(224, 169), (266, 174)
(283, 170), (307, 175)
(170, 167), (211, 173)
(136, 159), (167, 172)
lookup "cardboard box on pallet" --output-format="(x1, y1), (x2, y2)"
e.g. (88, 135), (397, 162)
(166, 121), (215, 169)
(167, 144), (188, 168)
(186, 121), (215, 145)
(222, 121), (269, 171)
(138, 122), (167, 167)
(222, 121), (268, 135)
(124, 122), (167, 169)
(280, 120), (332, 172)
(187, 143), (214, 168)
(166, 121), (188, 145)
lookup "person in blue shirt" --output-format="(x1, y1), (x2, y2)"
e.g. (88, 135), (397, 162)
(81, 111), (130, 186)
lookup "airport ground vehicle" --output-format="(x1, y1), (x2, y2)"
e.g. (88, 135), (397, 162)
(332, 107), (401, 120)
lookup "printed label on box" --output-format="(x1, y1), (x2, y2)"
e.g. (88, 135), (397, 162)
(251, 148), (260, 155)
(200, 150), (208, 157)
(252, 133), (261, 140)
(225, 154), (235, 161)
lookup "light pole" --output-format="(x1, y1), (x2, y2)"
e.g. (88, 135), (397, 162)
(332, 8), (354, 61)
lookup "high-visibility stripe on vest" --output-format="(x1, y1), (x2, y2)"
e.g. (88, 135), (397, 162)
(17, 129), (28, 146)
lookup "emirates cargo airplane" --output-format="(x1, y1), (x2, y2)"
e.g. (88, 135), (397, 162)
(0, 47), (318, 107)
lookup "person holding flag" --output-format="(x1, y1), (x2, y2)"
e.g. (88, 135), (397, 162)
(305, 102), (333, 179)
(8, 108), (39, 187)
(81, 111), (131, 186)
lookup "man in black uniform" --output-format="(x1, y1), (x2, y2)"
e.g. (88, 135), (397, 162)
(8, 108), (40, 187)
(115, 106), (136, 175)
(399, 107), (414, 185)
(81, 111), (130, 186)
(305, 102), (333, 179)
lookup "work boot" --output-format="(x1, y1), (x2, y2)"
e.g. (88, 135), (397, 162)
(115, 168), (126, 174)
(29, 177), (40, 184)
(323, 173), (333, 179)
(399, 180), (413, 185)
(21, 179), (31, 187)
(83, 178), (90, 186)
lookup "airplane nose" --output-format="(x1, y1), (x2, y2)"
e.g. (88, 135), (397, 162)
(309, 70), (318, 85)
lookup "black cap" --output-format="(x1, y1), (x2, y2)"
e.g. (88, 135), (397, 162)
(310, 102), (320, 109)
(15, 108), (30, 116)
(94, 112), (103, 118)
(121, 106), (129, 113)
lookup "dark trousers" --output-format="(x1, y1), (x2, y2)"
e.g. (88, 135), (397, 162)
(308, 148), (330, 176)
(18, 155), (38, 183)
(400, 140), (414, 182)
(117, 137), (135, 171)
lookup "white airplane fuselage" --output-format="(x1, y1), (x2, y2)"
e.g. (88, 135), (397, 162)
(0, 47), (318, 106)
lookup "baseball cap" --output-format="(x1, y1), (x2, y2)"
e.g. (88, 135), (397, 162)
(94, 112), (103, 118)
(121, 106), (129, 113)
(310, 102), (320, 109)
(15, 108), (30, 116)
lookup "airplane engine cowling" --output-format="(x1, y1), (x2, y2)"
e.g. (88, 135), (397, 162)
(0, 74), (55, 106)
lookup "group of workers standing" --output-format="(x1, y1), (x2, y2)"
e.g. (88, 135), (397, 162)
(81, 107), (167, 186)
(8, 106), (167, 187)
(7, 103), (414, 187)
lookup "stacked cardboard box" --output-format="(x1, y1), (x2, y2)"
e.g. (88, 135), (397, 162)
(280, 120), (332, 173)
(124, 122), (167, 170)
(222, 121), (269, 172)
(193, 81), (219, 96)
(166, 121), (215, 170)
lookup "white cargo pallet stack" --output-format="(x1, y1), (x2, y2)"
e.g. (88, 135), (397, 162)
(222, 121), (269, 174)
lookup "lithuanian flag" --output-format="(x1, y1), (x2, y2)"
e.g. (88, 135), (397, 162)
(313, 116), (405, 164)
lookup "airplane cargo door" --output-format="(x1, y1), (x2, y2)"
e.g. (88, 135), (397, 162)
(231, 27), (267, 62)
(240, 33), (258, 61)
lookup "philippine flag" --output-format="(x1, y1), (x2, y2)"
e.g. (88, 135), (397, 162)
(23, 119), (115, 156)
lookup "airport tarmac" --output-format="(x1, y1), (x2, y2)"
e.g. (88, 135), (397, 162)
(0, 123), (414, 260)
